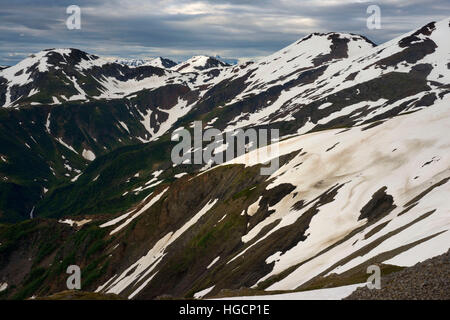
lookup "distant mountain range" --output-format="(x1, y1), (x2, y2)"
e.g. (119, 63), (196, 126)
(113, 55), (239, 69)
(113, 57), (178, 69)
(0, 18), (449, 300)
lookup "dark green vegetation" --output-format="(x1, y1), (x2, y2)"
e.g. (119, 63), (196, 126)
(0, 84), (195, 222)
(0, 218), (116, 299)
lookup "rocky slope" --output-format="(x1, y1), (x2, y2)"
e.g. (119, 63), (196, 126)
(0, 18), (449, 300)
(346, 250), (449, 300)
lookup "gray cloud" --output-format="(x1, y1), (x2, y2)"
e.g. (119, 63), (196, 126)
(0, 0), (449, 65)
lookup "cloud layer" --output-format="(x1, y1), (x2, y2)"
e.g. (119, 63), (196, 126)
(0, 0), (449, 65)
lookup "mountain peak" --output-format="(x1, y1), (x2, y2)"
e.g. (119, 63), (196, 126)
(292, 32), (376, 61)
(0, 48), (103, 79)
(253, 31), (376, 79)
(149, 57), (178, 69)
(298, 31), (376, 45)
(172, 55), (230, 73)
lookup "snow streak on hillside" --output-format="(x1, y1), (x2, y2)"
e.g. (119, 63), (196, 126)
(227, 99), (450, 290)
(93, 96), (450, 299)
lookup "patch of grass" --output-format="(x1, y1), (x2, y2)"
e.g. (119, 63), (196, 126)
(33, 228), (62, 265)
(197, 230), (215, 248)
(12, 267), (49, 300)
(82, 257), (109, 289)
(232, 185), (257, 200)
(0, 220), (40, 257)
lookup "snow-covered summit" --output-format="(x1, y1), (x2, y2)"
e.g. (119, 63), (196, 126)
(0, 48), (107, 84)
(148, 57), (178, 69)
(172, 55), (230, 73)
(257, 32), (376, 77)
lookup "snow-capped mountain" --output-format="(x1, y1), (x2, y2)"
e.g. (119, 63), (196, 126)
(114, 57), (178, 69)
(0, 18), (449, 300)
(192, 26), (447, 136)
(147, 57), (178, 69)
(0, 48), (183, 109)
(171, 55), (231, 73)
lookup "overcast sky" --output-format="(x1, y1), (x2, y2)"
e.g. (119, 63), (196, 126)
(0, 0), (449, 65)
